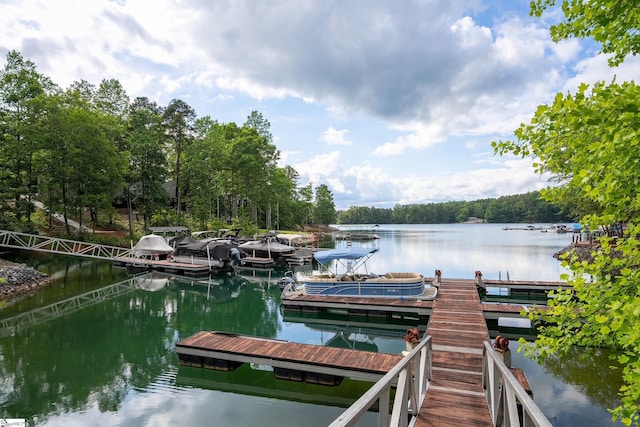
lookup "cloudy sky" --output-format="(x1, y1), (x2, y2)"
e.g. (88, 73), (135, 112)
(1, 0), (638, 209)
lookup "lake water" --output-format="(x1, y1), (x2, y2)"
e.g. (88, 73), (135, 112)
(0, 224), (623, 426)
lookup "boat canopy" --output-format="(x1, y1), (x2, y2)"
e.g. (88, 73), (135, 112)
(313, 247), (378, 265)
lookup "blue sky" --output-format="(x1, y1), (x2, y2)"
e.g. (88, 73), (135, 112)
(2, 0), (638, 209)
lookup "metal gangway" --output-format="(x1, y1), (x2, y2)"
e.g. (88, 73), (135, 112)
(0, 229), (131, 260)
(0, 275), (144, 337)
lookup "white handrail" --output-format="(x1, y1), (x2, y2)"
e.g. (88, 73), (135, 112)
(482, 341), (552, 427)
(329, 336), (432, 427)
(0, 229), (132, 260)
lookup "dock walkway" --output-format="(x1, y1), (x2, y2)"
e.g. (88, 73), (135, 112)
(415, 278), (493, 426)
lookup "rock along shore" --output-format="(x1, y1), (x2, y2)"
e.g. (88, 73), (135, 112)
(0, 259), (52, 302)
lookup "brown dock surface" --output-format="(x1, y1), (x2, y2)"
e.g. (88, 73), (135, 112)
(115, 256), (210, 275)
(415, 278), (493, 426)
(176, 331), (402, 381)
(281, 292), (434, 318)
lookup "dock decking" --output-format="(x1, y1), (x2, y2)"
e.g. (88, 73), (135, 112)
(175, 331), (402, 383)
(281, 279), (550, 320)
(114, 257), (212, 276)
(415, 278), (493, 426)
(177, 276), (545, 425)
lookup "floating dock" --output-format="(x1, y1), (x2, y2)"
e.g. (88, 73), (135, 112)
(175, 331), (402, 384)
(177, 275), (543, 425)
(114, 257), (212, 276)
(280, 276), (559, 321)
(281, 293), (433, 319)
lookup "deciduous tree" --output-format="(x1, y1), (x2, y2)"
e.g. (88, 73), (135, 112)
(163, 99), (195, 219)
(495, 2), (640, 424)
(0, 51), (54, 230)
(125, 97), (168, 232)
(530, 0), (640, 66)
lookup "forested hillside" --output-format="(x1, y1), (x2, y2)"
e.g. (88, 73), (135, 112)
(337, 191), (572, 224)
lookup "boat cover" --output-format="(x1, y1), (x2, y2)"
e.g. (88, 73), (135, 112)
(238, 240), (295, 254)
(174, 240), (242, 259)
(313, 247), (378, 265)
(132, 234), (174, 255)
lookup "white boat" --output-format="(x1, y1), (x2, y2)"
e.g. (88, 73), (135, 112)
(284, 247), (438, 299)
(131, 234), (174, 260)
(541, 224), (569, 233)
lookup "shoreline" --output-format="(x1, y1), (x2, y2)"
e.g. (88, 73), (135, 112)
(0, 259), (53, 303)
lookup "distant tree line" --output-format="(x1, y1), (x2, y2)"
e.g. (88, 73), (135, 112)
(0, 50), (337, 237)
(337, 191), (573, 224)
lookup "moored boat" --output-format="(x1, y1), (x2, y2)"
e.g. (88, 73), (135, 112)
(131, 234), (174, 260)
(172, 239), (245, 274)
(284, 247), (437, 299)
(238, 238), (302, 266)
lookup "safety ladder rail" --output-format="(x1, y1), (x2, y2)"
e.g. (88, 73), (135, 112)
(0, 230), (131, 260)
(482, 342), (552, 427)
(329, 336), (432, 427)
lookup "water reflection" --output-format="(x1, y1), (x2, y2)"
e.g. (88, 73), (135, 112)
(0, 225), (625, 426)
(338, 224), (572, 281)
(512, 348), (623, 426)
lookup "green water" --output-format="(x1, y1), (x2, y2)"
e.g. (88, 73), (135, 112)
(0, 224), (626, 426)
(0, 258), (392, 426)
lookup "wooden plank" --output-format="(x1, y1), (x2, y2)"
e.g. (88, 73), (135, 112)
(417, 388), (493, 426)
(176, 331), (402, 380)
(416, 278), (493, 427)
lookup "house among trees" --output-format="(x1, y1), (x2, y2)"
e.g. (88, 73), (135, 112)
(461, 217), (486, 224)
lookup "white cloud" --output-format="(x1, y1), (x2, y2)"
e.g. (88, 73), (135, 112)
(293, 151), (344, 186)
(373, 122), (447, 156)
(450, 16), (492, 50)
(2, 0), (639, 210)
(564, 54), (640, 91)
(321, 126), (351, 146)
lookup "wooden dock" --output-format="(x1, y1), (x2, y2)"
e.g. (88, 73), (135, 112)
(175, 331), (402, 383)
(281, 293), (433, 319)
(114, 257), (219, 276)
(281, 281), (546, 321)
(415, 278), (493, 426)
(178, 276), (543, 425)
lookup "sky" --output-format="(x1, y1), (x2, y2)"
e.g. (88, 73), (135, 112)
(1, 0), (639, 210)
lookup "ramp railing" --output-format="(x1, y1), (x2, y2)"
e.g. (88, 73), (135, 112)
(329, 336), (432, 427)
(482, 341), (552, 426)
(0, 230), (131, 260)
